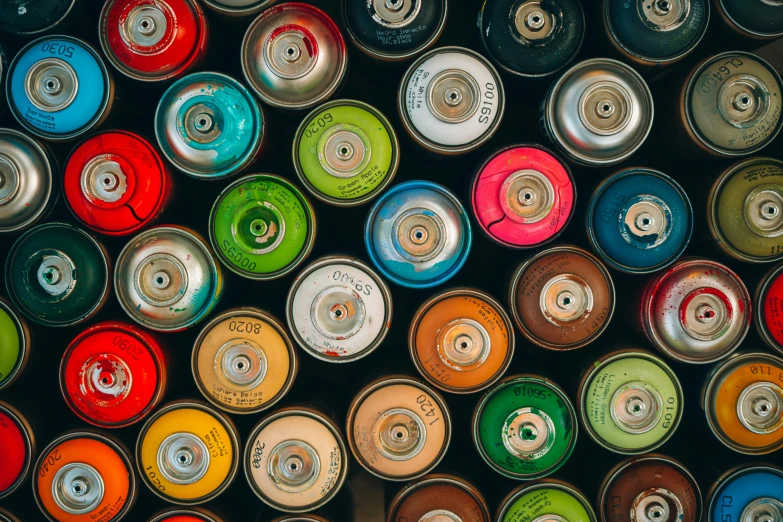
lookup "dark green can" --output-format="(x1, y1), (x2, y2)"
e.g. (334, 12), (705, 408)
(5, 222), (110, 327)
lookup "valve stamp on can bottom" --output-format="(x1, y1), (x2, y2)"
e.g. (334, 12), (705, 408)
(148, 507), (225, 522)
(640, 258), (751, 364)
(497, 480), (597, 522)
(61, 321), (167, 428)
(241, 3), (347, 110)
(0, 128), (56, 235)
(541, 58), (653, 166)
(137, 401), (239, 505)
(509, 244), (615, 350)
(386, 474), (490, 522)
(5, 222), (111, 328)
(347, 376), (451, 481)
(293, 99), (399, 206)
(703, 352), (783, 454)
(365, 181), (472, 288)
(210, 174), (316, 280)
(473, 375), (577, 480)
(33, 431), (136, 522)
(588, 168), (692, 274)
(681, 51), (782, 157)
(398, 46), (504, 155)
(756, 263), (783, 355)
(287, 256), (392, 362)
(64, 130), (172, 236)
(578, 349), (683, 455)
(245, 407), (348, 513)
(706, 465), (783, 522)
(0, 401), (35, 500)
(0, 298), (30, 393)
(598, 455), (702, 522)
(472, 144), (575, 249)
(715, 0), (783, 39)
(409, 288), (514, 394)
(115, 226), (223, 332)
(192, 308), (297, 414)
(479, 0), (584, 77)
(708, 158), (783, 263)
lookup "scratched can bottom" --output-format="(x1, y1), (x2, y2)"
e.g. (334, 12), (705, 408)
(598, 454), (702, 522)
(244, 407), (348, 513)
(386, 474), (490, 522)
(346, 376), (451, 482)
(706, 465), (783, 522)
(136, 401), (239, 505)
(0, 401), (35, 500)
(497, 479), (597, 522)
(756, 263), (783, 355)
(33, 430), (137, 522)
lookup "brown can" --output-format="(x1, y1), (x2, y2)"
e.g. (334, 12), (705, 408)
(387, 474), (490, 522)
(509, 245), (615, 350)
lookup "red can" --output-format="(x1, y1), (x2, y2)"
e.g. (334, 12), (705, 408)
(0, 401), (34, 500)
(756, 263), (783, 356)
(60, 321), (167, 428)
(472, 144), (575, 248)
(100, 0), (208, 82)
(64, 130), (172, 236)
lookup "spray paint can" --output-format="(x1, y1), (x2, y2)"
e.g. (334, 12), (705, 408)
(706, 465), (783, 522)
(497, 480), (597, 522)
(714, 0), (783, 39)
(387, 474), (490, 522)
(148, 507), (225, 522)
(756, 262), (783, 355)
(0, 298), (30, 393)
(0, 0), (84, 35)
(0, 401), (35, 500)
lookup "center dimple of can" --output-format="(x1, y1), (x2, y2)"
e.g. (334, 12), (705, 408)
(639, 0), (689, 31)
(393, 208), (447, 262)
(540, 274), (593, 325)
(52, 462), (105, 515)
(427, 69), (481, 124)
(37, 251), (77, 298)
(680, 290), (730, 341)
(631, 489), (681, 522)
(318, 125), (371, 178)
(264, 29), (316, 80)
(81, 155), (128, 204)
(419, 510), (464, 522)
(158, 432), (210, 485)
(502, 169), (554, 223)
(134, 253), (189, 307)
(216, 339), (268, 388)
(610, 382), (663, 434)
(745, 185), (783, 237)
(737, 381), (783, 434)
(514, 1), (555, 41)
(579, 81), (632, 136)
(184, 105), (221, 144)
(718, 75), (770, 129)
(740, 498), (783, 522)
(123, 5), (168, 48)
(438, 318), (490, 368)
(621, 196), (671, 249)
(25, 58), (79, 112)
(0, 154), (21, 205)
(232, 201), (286, 255)
(312, 285), (366, 340)
(267, 440), (321, 493)
(502, 407), (555, 459)
(84, 354), (131, 405)
(372, 0), (420, 26)
(374, 407), (426, 461)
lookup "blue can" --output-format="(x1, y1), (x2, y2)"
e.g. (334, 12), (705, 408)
(155, 72), (264, 180)
(365, 180), (472, 288)
(708, 465), (783, 522)
(6, 36), (112, 141)
(587, 168), (692, 274)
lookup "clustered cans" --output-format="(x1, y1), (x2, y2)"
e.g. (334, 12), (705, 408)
(0, 0), (782, 521)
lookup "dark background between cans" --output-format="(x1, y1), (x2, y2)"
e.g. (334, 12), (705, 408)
(1, 1), (783, 520)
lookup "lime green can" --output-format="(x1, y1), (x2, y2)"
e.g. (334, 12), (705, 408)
(293, 99), (399, 206)
(497, 480), (597, 522)
(0, 297), (29, 392)
(209, 174), (316, 280)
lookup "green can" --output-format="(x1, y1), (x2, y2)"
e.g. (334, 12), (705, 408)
(5, 222), (110, 327)
(578, 349), (684, 455)
(497, 480), (597, 522)
(210, 174), (316, 280)
(293, 99), (399, 206)
(473, 375), (577, 480)
(0, 297), (29, 392)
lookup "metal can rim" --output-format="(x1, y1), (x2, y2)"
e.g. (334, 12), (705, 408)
(408, 287), (515, 394)
(0, 297), (30, 393)
(200, 0), (275, 16)
(243, 406), (348, 513)
(385, 473), (490, 522)
(755, 262), (783, 355)
(292, 99), (400, 207)
(496, 478), (597, 522)
(286, 255), (393, 363)
(147, 507), (223, 522)
(397, 45), (506, 155)
(716, 0), (783, 39)
(0, 401), (35, 501)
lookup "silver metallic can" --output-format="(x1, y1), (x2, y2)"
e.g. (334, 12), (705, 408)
(0, 128), (56, 234)
(241, 3), (347, 110)
(115, 225), (223, 332)
(640, 258), (751, 364)
(542, 58), (654, 166)
(286, 256), (392, 363)
(398, 46), (505, 155)
(703, 351), (783, 455)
